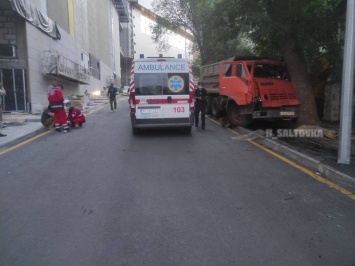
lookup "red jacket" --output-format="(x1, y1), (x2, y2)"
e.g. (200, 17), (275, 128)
(67, 107), (86, 123)
(48, 87), (64, 109)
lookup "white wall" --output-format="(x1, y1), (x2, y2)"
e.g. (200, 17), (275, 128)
(26, 22), (117, 113)
(24, 0), (122, 113)
(132, 8), (191, 59)
(26, 23), (82, 113)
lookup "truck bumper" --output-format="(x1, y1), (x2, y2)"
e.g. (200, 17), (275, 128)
(252, 107), (299, 119)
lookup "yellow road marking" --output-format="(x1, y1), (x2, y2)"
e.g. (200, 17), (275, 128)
(208, 116), (355, 200)
(0, 103), (107, 156)
(250, 140), (355, 200)
(0, 130), (51, 155)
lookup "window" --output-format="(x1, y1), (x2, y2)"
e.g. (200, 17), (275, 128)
(135, 73), (190, 95)
(253, 64), (289, 80)
(0, 45), (17, 59)
(236, 63), (247, 78)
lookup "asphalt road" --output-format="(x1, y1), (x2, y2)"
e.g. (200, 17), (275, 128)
(1, 97), (355, 266)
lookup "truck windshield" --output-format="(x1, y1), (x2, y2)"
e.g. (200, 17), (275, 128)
(253, 64), (289, 80)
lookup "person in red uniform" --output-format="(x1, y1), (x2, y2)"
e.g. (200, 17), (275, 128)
(64, 99), (86, 127)
(48, 84), (70, 132)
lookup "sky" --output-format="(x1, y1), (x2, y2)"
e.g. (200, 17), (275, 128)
(138, 0), (153, 10)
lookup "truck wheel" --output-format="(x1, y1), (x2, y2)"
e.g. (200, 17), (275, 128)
(206, 96), (213, 114)
(227, 104), (253, 126)
(212, 97), (222, 118)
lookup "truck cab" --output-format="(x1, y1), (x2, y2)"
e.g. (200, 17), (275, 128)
(201, 56), (300, 126)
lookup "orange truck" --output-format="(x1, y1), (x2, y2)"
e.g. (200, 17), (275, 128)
(200, 56), (300, 126)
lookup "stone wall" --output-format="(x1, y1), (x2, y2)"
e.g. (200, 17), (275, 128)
(0, 9), (16, 45)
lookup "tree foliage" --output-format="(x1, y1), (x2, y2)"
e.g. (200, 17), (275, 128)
(227, 0), (340, 67)
(152, 0), (252, 66)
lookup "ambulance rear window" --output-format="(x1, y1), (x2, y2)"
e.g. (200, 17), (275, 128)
(135, 73), (189, 95)
(135, 74), (162, 95)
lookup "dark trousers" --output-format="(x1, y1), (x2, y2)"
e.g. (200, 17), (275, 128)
(195, 101), (206, 127)
(109, 97), (117, 110)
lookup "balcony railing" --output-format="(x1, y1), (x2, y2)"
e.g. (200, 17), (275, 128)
(42, 50), (90, 84)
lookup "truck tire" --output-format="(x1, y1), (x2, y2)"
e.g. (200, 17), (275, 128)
(212, 97), (222, 118)
(227, 103), (253, 127)
(206, 96), (213, 114)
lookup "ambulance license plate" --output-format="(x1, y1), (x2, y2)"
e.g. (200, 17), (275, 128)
(141, 109), (159, 114)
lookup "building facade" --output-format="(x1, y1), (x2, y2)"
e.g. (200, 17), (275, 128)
(0, 0), (192, 113)
(0, 0), (122, 113)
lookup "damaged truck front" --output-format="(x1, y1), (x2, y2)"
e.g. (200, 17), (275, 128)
(200, 56), (300, 126)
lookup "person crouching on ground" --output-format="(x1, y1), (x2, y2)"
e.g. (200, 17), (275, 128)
(48, 84), (70, 133)
(41, 106), (54, 127)
(64, 99), (86, 128)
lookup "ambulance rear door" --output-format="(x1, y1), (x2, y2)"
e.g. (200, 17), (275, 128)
(134, 61), (165, 123)
(161, 60), (191, 124)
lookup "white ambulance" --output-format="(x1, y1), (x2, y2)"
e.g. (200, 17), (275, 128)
(129, 54), (195, 135)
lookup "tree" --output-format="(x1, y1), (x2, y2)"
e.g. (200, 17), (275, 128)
(216, 0), (340, 126)
(151, 0), (251, 67)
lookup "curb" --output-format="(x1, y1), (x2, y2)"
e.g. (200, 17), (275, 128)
(0, 126), (50, 151)
(235, 126), (355, 184)
(0, 101), (109, 152)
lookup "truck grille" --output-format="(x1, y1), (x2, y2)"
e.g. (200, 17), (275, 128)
(269, 93), (296, 100)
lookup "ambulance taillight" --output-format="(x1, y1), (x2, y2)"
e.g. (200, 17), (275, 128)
(129, 90), (136, 113)
(189, 91), (194, 112)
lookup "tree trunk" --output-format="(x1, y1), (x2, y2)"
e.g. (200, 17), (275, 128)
(278, 36), (320, 126)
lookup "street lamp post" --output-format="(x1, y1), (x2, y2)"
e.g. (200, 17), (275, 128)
(338, 0), (355, 164)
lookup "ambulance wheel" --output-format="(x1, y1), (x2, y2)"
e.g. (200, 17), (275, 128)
(212, 97), (222, 118)
(132, 127), (140, 135)
(227, 103), (253, 127)
(183, 126), (192, 134)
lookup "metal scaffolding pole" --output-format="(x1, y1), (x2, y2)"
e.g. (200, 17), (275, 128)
(338, 0), (355, 164)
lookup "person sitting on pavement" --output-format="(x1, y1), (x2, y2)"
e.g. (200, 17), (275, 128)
(41, 106), (54, 127)
(64, 99), (86, 128)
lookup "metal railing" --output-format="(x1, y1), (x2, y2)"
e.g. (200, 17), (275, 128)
(42, 50), (90, 84)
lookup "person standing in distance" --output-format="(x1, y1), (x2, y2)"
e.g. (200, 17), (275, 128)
(107, 83), (118, 112)
(194, 82), (207, 130)
(0, 82), (6, 137)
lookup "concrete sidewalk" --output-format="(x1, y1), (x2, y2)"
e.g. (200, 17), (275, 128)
(0, 98), (109, 151)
